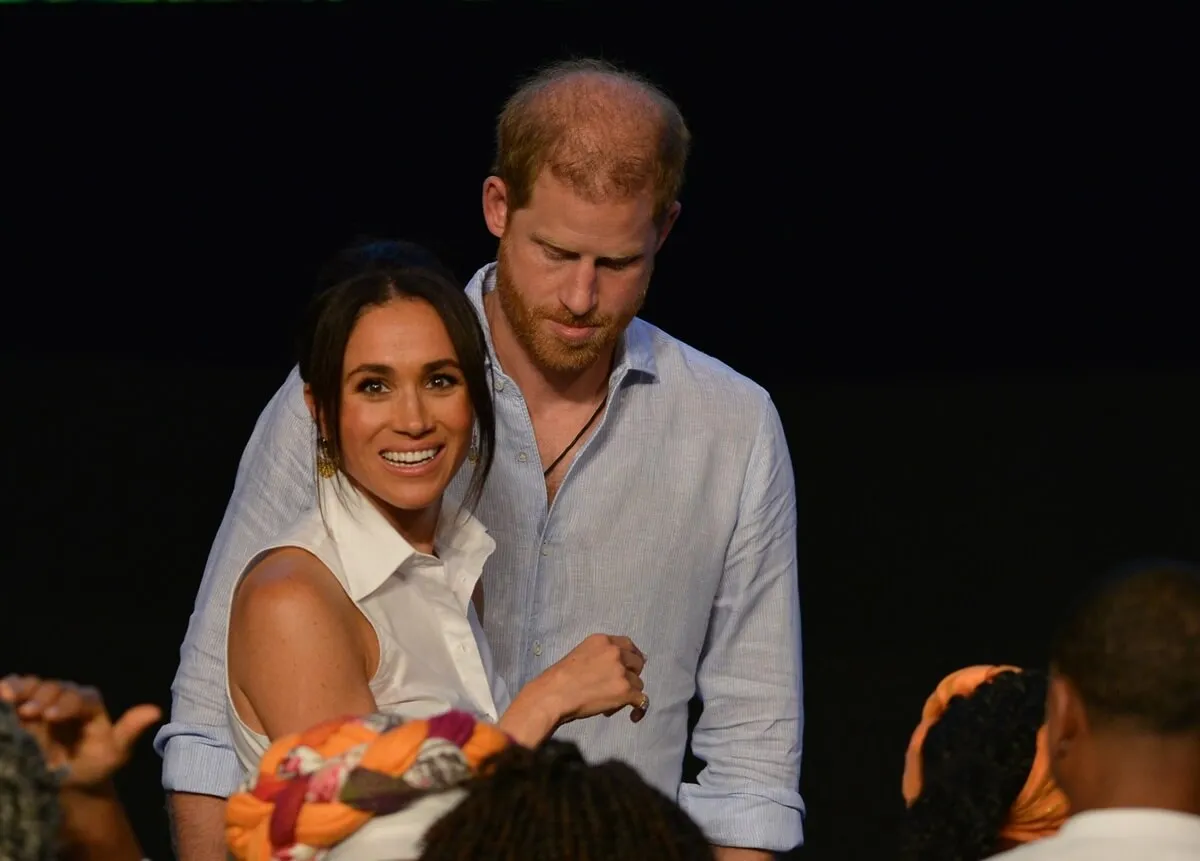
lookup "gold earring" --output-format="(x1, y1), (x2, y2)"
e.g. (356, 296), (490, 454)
(316, 438), (337, 479)
(467, 426), (479, 465)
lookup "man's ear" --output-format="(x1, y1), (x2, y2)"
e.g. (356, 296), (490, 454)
(655, 201), (682, 251)
(1046, 670), (1084, 759)
(482, 176), (510, 240)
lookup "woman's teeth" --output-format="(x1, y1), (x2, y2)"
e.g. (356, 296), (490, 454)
(382, 448), (438, 466)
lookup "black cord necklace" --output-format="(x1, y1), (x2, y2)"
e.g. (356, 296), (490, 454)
(543, 393), (608, 478)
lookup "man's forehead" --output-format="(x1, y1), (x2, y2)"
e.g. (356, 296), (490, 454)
(517, 180), (655, 246)
(530, 168), (653, 206)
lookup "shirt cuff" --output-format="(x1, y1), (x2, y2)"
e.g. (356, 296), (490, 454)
(156, 726), (243, 798)
(677, 783), (805, 853)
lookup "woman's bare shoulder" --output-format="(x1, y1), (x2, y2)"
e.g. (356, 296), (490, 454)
(231, 547), (351, 635)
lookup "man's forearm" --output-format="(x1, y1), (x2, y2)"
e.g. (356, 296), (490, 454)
(713, 847), (773, 861)
(169, 792), (229, 861)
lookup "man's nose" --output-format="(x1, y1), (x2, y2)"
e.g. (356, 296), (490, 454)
(559, 261), (599, 318)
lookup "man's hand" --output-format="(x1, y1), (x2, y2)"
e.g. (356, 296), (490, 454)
(0, 674), (161, 790)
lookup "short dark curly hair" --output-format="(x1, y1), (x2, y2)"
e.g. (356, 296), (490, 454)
(0, 701), (60, 861)
(1051, 558), (1200, 734)
(898, 670), (1047, 861)
(419, 739), (713, 861)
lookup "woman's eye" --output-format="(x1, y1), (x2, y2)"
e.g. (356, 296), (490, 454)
(358, 379), (388, 395)
(428, 374), (460, 390)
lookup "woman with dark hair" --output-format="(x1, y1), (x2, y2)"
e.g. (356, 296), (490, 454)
(898, 665), (1069, 861)
(222, 262), (649, 791)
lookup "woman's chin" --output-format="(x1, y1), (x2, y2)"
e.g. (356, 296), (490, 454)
(346, 454), (463, 525)
(373, 486), (443, 515)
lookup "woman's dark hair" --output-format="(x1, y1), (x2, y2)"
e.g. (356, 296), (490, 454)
(898, 669), (1047, 861)
(419, 740), (713, 861)
(313, 237), (456, 295)
(0, 701), (59, 861)
(296, 266), (495, 513)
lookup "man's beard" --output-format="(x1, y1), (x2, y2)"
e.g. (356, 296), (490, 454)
(493, 240), (644, 376)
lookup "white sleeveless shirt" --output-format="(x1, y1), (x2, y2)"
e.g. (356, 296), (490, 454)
(223, 480), (512, 776)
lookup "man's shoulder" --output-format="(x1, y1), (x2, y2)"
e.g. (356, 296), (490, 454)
(276, 364), (308, 415)
(631, 317), (774, 415)
(227, 364), (314, 493)
(251, 365), (310, 439)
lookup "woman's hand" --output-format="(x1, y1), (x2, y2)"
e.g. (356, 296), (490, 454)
(539, 633), (648, 721)
(498, 634), (648, 747)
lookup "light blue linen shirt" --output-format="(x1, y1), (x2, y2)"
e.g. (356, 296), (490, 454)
(155, 263), (805, 851)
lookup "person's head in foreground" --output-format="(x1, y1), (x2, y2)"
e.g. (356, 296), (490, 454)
(0, 700), (58, 861)
(1045, 558), (1200, 807)
(419, 739), (714, 861)
(899, 665), (1069, 860)
(980, 559), (1200, 860)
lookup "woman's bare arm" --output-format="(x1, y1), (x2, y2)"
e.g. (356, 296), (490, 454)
(228, 548), (377, 739)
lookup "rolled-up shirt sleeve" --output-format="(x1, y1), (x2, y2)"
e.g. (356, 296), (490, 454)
(154, 367), (315, 796)
(678, 393), (805, 852)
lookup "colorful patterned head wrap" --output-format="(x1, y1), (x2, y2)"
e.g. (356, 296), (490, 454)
(226, 710), (510, 861)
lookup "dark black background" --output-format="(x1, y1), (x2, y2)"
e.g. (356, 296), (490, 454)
(1, 4), (1197, 860)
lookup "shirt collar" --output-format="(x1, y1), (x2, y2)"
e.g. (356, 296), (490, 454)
(1058, 808), (1200, 844)
(464, 262), (658, 383)
(320, 478), (495, 603)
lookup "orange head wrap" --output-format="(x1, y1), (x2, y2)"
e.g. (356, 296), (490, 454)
(901, 665), (1069, 845)
(226, 710), (510, 861)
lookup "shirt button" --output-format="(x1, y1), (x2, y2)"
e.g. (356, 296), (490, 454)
(541, 543), (549, 557)
(494, 378), (505, 392)
(533, 641), (543, 656)
(518, 451), (528, 463)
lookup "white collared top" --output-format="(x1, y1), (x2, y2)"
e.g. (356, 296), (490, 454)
(222, 477), (509, 776)
(992, 808), (1200, 860)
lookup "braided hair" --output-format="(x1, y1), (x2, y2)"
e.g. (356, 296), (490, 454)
(419, 740), (713, 861)
(898, 669), (1047, 861)
(0, 701), (59, 861)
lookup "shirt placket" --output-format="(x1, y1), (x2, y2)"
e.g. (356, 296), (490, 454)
(506, 368), (630, 685)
